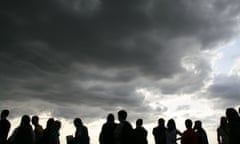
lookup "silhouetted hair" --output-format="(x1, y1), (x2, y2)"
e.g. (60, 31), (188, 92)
(54, 120), (61, 130)
(167, 119), (176, 131)
(46, 118), (55, 129)
(74, 118), (83, 127)
(219, 116), (228, 128)
(226, 108), (240, 123)
(32, 115), (39, 125)
(107, 114), (114, 122)
(1, 109), (9, 118)
(118, 110), (127, 120)
(21, 115), (31, 126)
(185, 119), (192, 129)
(194, 120), (202, 129)
(136, 119), (143, 126)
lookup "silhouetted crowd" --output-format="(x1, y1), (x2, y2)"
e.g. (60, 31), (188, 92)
(0, 107), (239, 144)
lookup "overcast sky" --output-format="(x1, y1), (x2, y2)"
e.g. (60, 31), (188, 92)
(1, 0), (240, 144)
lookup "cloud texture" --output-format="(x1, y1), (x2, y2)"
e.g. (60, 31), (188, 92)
(0, 0), (240, 122)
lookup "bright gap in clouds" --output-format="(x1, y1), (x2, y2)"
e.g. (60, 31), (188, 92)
(136, 88), (218, 144)
(214, 36), (240, 74)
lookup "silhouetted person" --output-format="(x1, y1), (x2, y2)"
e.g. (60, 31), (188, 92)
(72, 118), (90, 144)
(166, 119), (181, 144)
(32, 115), (43, 144)
(225, 108), (240, 144)
(99, 113), (117, 144)
(194, 121), (208, 144)
(217, 116), (229, 144)
(41, 118), (55, 144)
(114, 110), (134, 144)
(0, 109), (11, 144)
(153, 118), (166, 144)
(52, 120), (61, 144)
(133, 119), (148, 144)
(8, 115), (35, 144)
(181, 119), (198, 144)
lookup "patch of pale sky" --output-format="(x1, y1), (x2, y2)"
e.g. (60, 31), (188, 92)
(230, 57), (240, 76)
(214, 36), (240, 74)
(136, 87), (218, 144)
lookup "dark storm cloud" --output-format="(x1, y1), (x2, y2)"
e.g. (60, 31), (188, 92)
(1, 0), (240, 118)
(207, 74), (240, 108)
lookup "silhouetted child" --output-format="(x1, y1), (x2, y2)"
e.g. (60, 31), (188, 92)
(8, 115), (35, 144)
(166, 119), (181, 144)
(134, 118), (148, 144)
(99, 113), (117, 144)
(194, 120), (208, 144)
(181, 119), (198, 144)
(114, 110), (134, 144)
(152, 118), (166, 144)
(72, 118), (90, 144)
(32, 115), (43, 144)
(217, 116), (229, 144)
(0, 109), (11, 144)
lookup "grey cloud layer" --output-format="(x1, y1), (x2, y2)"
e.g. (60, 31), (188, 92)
(1, 0), (240, 118)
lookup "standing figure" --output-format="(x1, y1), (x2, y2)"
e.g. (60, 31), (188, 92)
(0, 109), (11, 144)
(217, 116), (229, 144)
(72, 118), (90, 144)
(134, 119), (148, 144)
(99, 113), (117, 144)
(152, 118), (166, 144)
(181, 119), (198, 144)
(225, 108), (240, 144)
(114, 110), (134, 144)
(166, 119), (181, 144)
(41, 118), (55, 144)
(8, 115), (35, 144)
(194, 121), (208, 144)
(32, 115), (44, 144)
(52, 120), (61, 144)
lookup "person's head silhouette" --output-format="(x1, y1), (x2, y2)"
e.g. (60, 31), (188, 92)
(226, 108), (240, 123)
(32, 115), (39, 126)
(1, 109), (9, 120)
(74, 118), (83, 127)
(107, 113), (115, 122)
(21, 115), (31, 126)
(194, 120), (202, 130)
(167, 119), (176, 131)
(185, 119), (193, 129)
(136, 119), (143, 127)
(118, 110), (127, 122)
(158, 118), (165, 127)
